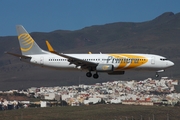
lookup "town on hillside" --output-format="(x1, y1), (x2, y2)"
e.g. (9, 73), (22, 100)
(0, 77), (179, 110)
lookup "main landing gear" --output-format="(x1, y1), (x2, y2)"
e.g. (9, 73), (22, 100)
(86, 72), (99, 79)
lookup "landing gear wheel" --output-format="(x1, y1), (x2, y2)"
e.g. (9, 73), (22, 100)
(93, 73), (99, 79)
(86, 72), (92, 77)
(155, 74), (159, 78)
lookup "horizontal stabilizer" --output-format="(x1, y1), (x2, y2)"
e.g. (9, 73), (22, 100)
(5, 52), (31, 59)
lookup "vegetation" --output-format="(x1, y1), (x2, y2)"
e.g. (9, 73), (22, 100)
(0, 104), (179, 120)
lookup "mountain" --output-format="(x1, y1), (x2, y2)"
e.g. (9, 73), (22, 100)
(0, 12), (179, 90)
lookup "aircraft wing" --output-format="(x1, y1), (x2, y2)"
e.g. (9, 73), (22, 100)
(45, 41), (98, 69)
(58, 53), (98, 68)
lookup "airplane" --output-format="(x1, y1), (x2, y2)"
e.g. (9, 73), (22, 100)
(6, 25), (174, 79)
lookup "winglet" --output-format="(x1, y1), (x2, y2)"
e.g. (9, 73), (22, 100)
(45, 40), (57, 53)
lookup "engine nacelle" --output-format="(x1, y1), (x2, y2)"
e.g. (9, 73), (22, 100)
(96, 64), (114, 72)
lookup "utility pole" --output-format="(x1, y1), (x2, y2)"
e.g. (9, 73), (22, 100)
(152, 114), (154, 120)
(125, 116), (128, 120)
(167, 114), (169, 120)
(140, 115), (142, 120)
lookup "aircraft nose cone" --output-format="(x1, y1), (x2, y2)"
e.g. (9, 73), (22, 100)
(169, 61), (174, 67)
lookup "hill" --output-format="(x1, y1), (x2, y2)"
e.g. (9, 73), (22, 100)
(0, 12), (179, 90)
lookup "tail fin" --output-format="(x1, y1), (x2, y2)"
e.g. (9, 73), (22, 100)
(16, 25), (45, 55)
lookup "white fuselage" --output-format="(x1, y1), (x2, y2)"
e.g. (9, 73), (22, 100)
(27, 53), (174, 72)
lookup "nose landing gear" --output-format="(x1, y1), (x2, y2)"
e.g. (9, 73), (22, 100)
(155, 69), (165, 78)
(155, 74), (159, 78)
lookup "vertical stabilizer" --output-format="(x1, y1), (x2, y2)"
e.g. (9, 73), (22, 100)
(16, 25), (45, 55)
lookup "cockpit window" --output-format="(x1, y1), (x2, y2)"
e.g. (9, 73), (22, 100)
(160, 58), (168, 61)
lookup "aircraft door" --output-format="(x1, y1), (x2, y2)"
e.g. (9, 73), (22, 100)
(151, 56), (155, 65)
(40, 57), (44, 65)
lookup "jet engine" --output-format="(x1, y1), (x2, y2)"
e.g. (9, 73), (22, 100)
(96, 64), (114, 72)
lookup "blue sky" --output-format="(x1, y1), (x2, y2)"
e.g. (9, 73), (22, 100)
(0, 0), (180, 36)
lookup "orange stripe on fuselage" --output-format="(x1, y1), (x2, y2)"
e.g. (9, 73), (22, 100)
(108, 54), (148, 70)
